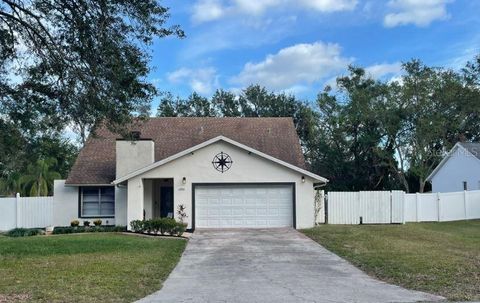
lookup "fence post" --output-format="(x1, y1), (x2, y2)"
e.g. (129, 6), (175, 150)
(15, 192), (20, 228)
(415, 193), (420, 222)
(437, 192), (441, 222)
(464, 191), (468, 220)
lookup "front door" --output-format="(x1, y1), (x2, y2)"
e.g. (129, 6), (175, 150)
(160, 187), (174, 218)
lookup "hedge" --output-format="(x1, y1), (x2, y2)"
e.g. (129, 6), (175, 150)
(130, 218), (187, 237)
(5, 228), (44, 237)
(52, 226), (127, 235)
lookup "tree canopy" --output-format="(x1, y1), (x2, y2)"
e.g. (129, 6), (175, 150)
(0, 0), (184, 142)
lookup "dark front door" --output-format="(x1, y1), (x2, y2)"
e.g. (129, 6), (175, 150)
(160, 187), (174, 218)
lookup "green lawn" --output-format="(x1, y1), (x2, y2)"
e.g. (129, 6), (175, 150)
(302, 220), (480, 301)
(0, 233), (187, 303)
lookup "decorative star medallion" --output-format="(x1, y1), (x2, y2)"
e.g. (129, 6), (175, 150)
(212, 152), (233, 173)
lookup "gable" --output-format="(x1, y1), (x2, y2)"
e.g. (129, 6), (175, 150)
(113, 136), (328, 184)
(66, 117), (307, 185)
(427, 143), (480, 182)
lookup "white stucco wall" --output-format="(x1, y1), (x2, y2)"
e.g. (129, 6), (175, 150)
(53, 180), (120, 226)
(126, 140), (316, 230)
(431, 148), (480, 193)
(116, 140), (154, 178)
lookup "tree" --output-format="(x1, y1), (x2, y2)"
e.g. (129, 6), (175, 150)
(0, 171), (21, 197)
(314, 67), (402, 191)
(211, 89), (241, 117)
(0, 0), (184, 142)
(20, 158), (61, 196)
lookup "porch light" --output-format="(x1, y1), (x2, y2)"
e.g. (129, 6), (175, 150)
(182, 177), (186, 184)
(301, 176), (305, 183)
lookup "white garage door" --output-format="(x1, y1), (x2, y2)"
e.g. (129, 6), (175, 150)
(195, 184), (294, 228)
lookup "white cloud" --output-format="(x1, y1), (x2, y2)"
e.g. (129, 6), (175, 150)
(231, 41), (352, 90)
(365, 62), (403, 79)
(299, 0), (357, 12)
(384, 0), (451, 27)
(167, 67), (219, 95)
(192, 0), (226, 23)
(192, 0), (357, 23)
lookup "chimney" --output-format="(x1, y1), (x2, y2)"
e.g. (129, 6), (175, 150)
(116, 131), (154, 179)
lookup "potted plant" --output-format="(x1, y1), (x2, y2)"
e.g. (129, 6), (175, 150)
(93, 219), (102, 226)
(83, 221), (90, 227)
(70, 220), (80, 228)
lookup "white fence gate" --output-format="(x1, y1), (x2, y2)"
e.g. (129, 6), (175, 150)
(328, 190), (480, 224)
(328, 191), (404, 224)
(0, 194), (54, 231)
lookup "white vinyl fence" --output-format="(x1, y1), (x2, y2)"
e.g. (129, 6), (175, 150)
(0, 194), (53, 231)
(327, 190), (480, 224)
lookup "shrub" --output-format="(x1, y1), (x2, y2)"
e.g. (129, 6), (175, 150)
(130, 220), (144, 233)
(129, 219), (186, 237)
(6, 228), (44, 237)
(150, 218), (162, 234)
(52, 226), (126, 235)
(172, 222), (187, 237)
(109, 226), (127, 232)
(143, 220), (153, 234)
(83, 221), (90, 227)
(93, 219), (102, 226)
(161, 218), (177, 235)
(52, 227), (74, 234)
(70, 220), (80, 227)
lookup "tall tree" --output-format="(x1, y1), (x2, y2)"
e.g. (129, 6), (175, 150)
(314, 67), (401, 190)
(0, 0), (184, 142)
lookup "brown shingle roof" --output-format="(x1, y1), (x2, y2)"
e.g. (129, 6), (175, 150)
(66, 117), (306, 185)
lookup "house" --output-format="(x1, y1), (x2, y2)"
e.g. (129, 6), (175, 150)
(426, 142), (480, 193)
(53, 117), (328, 230)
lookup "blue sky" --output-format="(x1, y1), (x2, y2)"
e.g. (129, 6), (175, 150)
(147, 0), (480, 108)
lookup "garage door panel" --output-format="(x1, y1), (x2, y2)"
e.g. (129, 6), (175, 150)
(195, 184), (293, 228)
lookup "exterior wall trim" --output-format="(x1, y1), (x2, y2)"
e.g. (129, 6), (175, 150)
(191, 182), (297, 230)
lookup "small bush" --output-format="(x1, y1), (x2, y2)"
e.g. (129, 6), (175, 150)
(129, 219), (187, 237)
(70, 220), (80, 227)
(52, 227), (74, 234)
(161, 218), (177, 235)
(83, 221), (90, 227)
(172, 222), (187, 237)
(93, 219), (102, 226)
(6, 228), (44, 237)
(75, 226), (86, 233)
(143, 220), (153, 234)
(111, 226), (127, 232)
(130, 220), (144, 233)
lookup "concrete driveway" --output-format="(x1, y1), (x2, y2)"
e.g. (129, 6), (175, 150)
(136, 229), (444, 303)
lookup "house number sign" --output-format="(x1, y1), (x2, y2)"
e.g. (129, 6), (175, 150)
(212, 152), (233, 173)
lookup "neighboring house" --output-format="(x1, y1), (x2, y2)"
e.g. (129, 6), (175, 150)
(427, 142), (480, 193)
(54, 117), (328, 230)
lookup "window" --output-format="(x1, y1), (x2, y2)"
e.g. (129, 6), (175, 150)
(463, 181), (468, 191)
(81, 187), (115, 217)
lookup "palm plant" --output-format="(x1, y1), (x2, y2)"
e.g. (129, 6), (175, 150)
(0, 172), (22, 197)
(20, 158), (61, 197)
